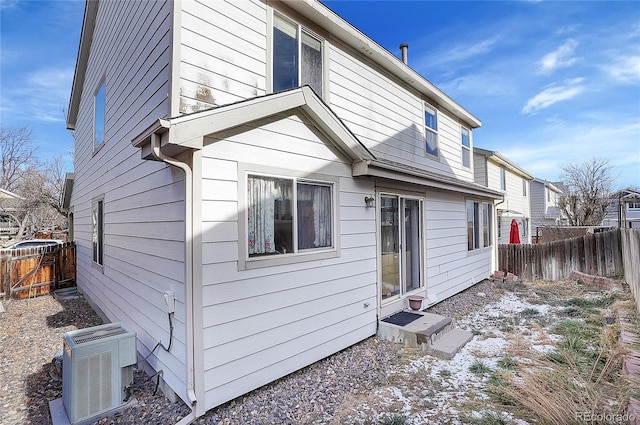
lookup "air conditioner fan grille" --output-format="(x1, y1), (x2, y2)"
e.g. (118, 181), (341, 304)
(71, 325), (128, 345)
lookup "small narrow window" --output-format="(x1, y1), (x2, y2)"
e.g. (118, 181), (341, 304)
(483, 203), (493, 247)
(461, 127), (471, 168)
(425, 104), (438, 157)
(273, 13), (323, 96)
(522, 179), (527, 197)
(500, 168), (506, 191)
(94, 81), (105, 149)
(467, 200), (480, 251)
(92, 199), (104, 265)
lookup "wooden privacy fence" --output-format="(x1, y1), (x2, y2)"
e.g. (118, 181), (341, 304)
(620, 229), (640, 313)
(498, 229), (625, 282)
(0, 242), (76, 300)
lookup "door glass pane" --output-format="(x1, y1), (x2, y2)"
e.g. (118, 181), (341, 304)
(404, 199), (420, 292)
(273, 14), (298, 92)
(381, 196), (399, 300)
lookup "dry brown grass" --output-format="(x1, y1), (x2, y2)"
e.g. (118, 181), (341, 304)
(488, 322), (626, 425)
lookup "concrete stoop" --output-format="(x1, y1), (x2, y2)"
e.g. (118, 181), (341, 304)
(377, 311), (473, 359)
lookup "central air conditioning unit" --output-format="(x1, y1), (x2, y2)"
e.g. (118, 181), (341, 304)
(62, 322), (137, 424)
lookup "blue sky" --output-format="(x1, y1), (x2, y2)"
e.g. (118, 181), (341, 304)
(1, 0), (638, 189)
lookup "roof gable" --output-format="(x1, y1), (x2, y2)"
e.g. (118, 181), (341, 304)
(133, 86), (374, 163)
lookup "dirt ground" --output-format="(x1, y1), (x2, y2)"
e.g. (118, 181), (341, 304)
(329, 277), (639, 425)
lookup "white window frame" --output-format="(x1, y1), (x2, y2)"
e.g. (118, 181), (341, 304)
(92, 197), (104, 268)
(522, 179), (527, 197)
(500, 168), (506, 191)
(467, 199), (493, 251)
(238, 165), (339, 270)
(94, 79), (105, 151)
(269, 11), (324, 97)
(424, 103), (438, 157)
(461, 126), (471, 168)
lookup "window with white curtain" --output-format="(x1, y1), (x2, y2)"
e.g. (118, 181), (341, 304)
(247, 174), (332, 257)
(92, 198), (104, 265)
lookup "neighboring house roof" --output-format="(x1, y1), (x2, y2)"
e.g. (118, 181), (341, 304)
(474, 147), (534, 180)
(533, 178), (563, 194)
(133, 86), (374, 163)
(0, 188), (25, 200)
(67, 0), (481, 130)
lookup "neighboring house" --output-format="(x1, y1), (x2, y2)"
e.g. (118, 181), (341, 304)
(530, 178), (566, 230)
(65, 0), (502, 418)
(0, 188), (24, 240)
(602, 189), (640, 229)
(473, 148), (533, 244)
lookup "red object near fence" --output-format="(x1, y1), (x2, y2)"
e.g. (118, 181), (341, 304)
(509, 219), (521, 244)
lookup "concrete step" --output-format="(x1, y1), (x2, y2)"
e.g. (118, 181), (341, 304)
(428, 328), (474, 360)
(378, 311), (454, 349)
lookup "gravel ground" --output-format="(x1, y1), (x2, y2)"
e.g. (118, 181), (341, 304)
(0, 280), (504, 425)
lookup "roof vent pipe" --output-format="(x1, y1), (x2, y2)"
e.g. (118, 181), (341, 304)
(400, 43), (409, 64)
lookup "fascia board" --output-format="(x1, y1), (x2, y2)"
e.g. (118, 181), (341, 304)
(353, 160), (504, 199)
(66, 0), (99, 130)
(153, 87), (371, 162)
(286, 0), (481, 128)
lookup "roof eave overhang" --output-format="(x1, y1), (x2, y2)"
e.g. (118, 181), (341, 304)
(132, 87), (374, 163)
(66, 0), (99, 130)
(283, 0), (481, 129)
(353, 160), (503, 199)
(474, 148), (533, 180)
(62, 173), (75, 212)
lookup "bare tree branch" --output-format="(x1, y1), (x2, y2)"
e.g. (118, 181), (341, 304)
(558, 158), (615, 226)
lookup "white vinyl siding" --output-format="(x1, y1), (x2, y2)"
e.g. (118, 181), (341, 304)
(69, 0), (188, 403)
(424, 191), (492, 302)
(179, 0), (267, 114)
(327, 44), (474, 182)
(199, 113), (377, 410)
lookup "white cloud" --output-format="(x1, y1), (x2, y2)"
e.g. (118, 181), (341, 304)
(3, 67), (74, 123)
(602, 55), (640, 85)
(538, 39), (579, 74)
(521, 78), (586, 114)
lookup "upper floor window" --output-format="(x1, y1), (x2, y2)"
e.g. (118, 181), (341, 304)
(425, 103), (438, 157)
(247, 174), (333, 258)
(522, 179), (527, 197)
(461, 127), (470, 167)
(628, 202), (640, 209)
(273, 13), (323, 96)
(94, 80), (105, 149)
(500, 168), (506, 191)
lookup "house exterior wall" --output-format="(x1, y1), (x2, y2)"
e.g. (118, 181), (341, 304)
(530, 179), (562, 229)
(69, 0), (190, 401)
(197, 113), (377, 409)
(177, 0), (475, 183)
(179, 0), (267, 114)
(481, 159), (531, 244)
(425, 190), (493, 300)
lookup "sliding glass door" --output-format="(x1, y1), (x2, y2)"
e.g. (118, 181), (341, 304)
(380, 195), (423, 301)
